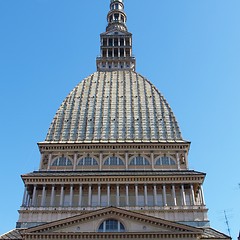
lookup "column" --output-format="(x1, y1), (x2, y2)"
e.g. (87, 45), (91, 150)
(60, 185), (64, 207)
(98, 184), (101, 206)
(26, 194), (31, 207)
(163, 185), (167, 206)
(200, 185), (205, 205)
(47, 153), (52, 170)
(88, 184), (92, 207)
(144, 184), (148, 206)
(135, 184), (139, 206)
(99, 153), (103, 171)
(73, 153), (77, 171)
(116, 184), (120, 206)
(22, 185), (28, 206)
(190, 184), (196, 205)
(32, 185), (37, 207)
(172, 185), (177, 206)
(151, 153), (154, 170)
(50, 185), (55, 207)
(153, 184), (157, 206)
(176, 152), (180, 170)
(181, 185), (186, 206)
(39, 154), (44, 169)
(107, 184), (110, 206)
(125, 152), (128, 170)
(41, 185), (46, 207)
(70, 184), (74, 207)
(78, 184), (82, 207)
(125, 184), (129, 206)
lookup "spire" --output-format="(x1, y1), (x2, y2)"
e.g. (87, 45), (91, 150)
(106, 0), (127, 32)
(96, 0), (136, 71)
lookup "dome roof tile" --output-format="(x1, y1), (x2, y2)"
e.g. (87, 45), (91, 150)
(45, 71), (183, 143)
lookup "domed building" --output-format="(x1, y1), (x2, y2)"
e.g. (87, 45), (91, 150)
(0, 1), (231, 240)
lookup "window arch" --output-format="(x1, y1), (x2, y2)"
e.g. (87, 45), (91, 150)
(129, 156), (150, 166)
(104, 156), (124, 166)
(98, 219), (125, 232)
(155, 156), (176, 166)
(52, 156), (72, 166)
(78, 157), (98, 166)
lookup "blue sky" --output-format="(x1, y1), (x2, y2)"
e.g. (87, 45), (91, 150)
(0, 0), (239, 238)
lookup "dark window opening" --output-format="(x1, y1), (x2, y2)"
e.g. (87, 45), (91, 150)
(114, 49), (118, 57)
(102, 50), (107, 57)
(120, 48), (124, 57)
(103, 39), (107, 47)
(114, 38), (118, 46)
(114, 13), (119, 21)
(120, 38), (124, 46)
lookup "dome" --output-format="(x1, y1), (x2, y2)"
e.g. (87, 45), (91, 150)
(45, 71), (183, 143)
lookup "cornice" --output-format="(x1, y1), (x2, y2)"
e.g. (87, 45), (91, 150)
(38, 142), (190, 154)
(25, 231), (201, 239)
(21, 172), (205, 185)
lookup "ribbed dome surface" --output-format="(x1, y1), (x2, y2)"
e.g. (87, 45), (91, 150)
(45, 71), (183, 143)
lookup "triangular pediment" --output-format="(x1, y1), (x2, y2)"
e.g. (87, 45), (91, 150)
(25, 207), (203, 236)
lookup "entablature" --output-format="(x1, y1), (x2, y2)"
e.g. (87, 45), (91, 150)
(21, 171), (205, 185)
(38, 142), (191, 154)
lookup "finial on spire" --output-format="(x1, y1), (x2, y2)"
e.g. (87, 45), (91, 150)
(96, 0), (136, 71)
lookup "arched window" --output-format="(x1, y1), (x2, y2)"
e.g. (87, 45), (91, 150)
(52, 157), (72, 166)
(104, 156), (124, 166)
(98, 219), (125, 232)
(155, 156), (176, 166)
(78, 157), (98, 166)
(129, 156), (150, 166)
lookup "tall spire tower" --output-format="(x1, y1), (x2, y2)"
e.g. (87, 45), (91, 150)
(96, 0), (136, 71)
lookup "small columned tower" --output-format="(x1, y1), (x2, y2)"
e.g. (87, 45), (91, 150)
(96, 0), (136, 71)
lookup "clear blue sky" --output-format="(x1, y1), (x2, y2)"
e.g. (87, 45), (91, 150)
(0, 0), (239, 238)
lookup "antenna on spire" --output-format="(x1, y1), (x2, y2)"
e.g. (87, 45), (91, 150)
(224, 210), (231, 238)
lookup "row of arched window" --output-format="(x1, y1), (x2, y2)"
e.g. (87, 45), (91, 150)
(51, 156), (176, 167)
